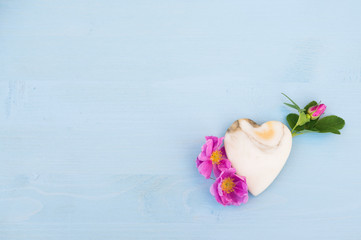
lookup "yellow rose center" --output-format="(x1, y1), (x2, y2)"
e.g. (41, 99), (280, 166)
(221, 177), (236, 194)
(210, 150), (223, 165)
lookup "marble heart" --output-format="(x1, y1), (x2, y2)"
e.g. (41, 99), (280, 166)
(224, 119), (292, 196)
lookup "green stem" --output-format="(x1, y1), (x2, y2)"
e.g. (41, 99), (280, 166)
(292, 132), (306, 137)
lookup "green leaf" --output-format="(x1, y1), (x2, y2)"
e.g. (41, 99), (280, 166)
(314, 115), (345, 134)
(297, 111), (310, 126)
(304, 119), (319, 130)
(286, 113), (299, 129)
(286, 112), (309, 132)
(282, 93), (301, 111)
(284, 103), (300, 111)
(316, 115), (345, 129)
(286, 113), (305, 132)
(318, 128), (341, 134)
(304, 101), (317, 111)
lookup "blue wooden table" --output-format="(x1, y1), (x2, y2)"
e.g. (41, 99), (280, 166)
(1, 1), (361, 239)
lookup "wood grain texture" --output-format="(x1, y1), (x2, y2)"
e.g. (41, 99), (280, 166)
(1, 0), (361, 239)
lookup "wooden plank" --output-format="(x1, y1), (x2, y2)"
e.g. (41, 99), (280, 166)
(0, 0), (361, 239)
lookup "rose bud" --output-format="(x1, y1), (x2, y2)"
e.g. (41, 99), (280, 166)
(307, 104), (326, 120)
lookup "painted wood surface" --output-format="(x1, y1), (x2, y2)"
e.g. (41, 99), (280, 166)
(1, 0), (361, 239)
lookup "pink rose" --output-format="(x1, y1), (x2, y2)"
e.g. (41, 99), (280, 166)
(210, 168), (248, 206)
(196, 136), (231, 179)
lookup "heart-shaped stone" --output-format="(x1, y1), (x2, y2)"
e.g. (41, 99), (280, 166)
(224, 119), (292, 196)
